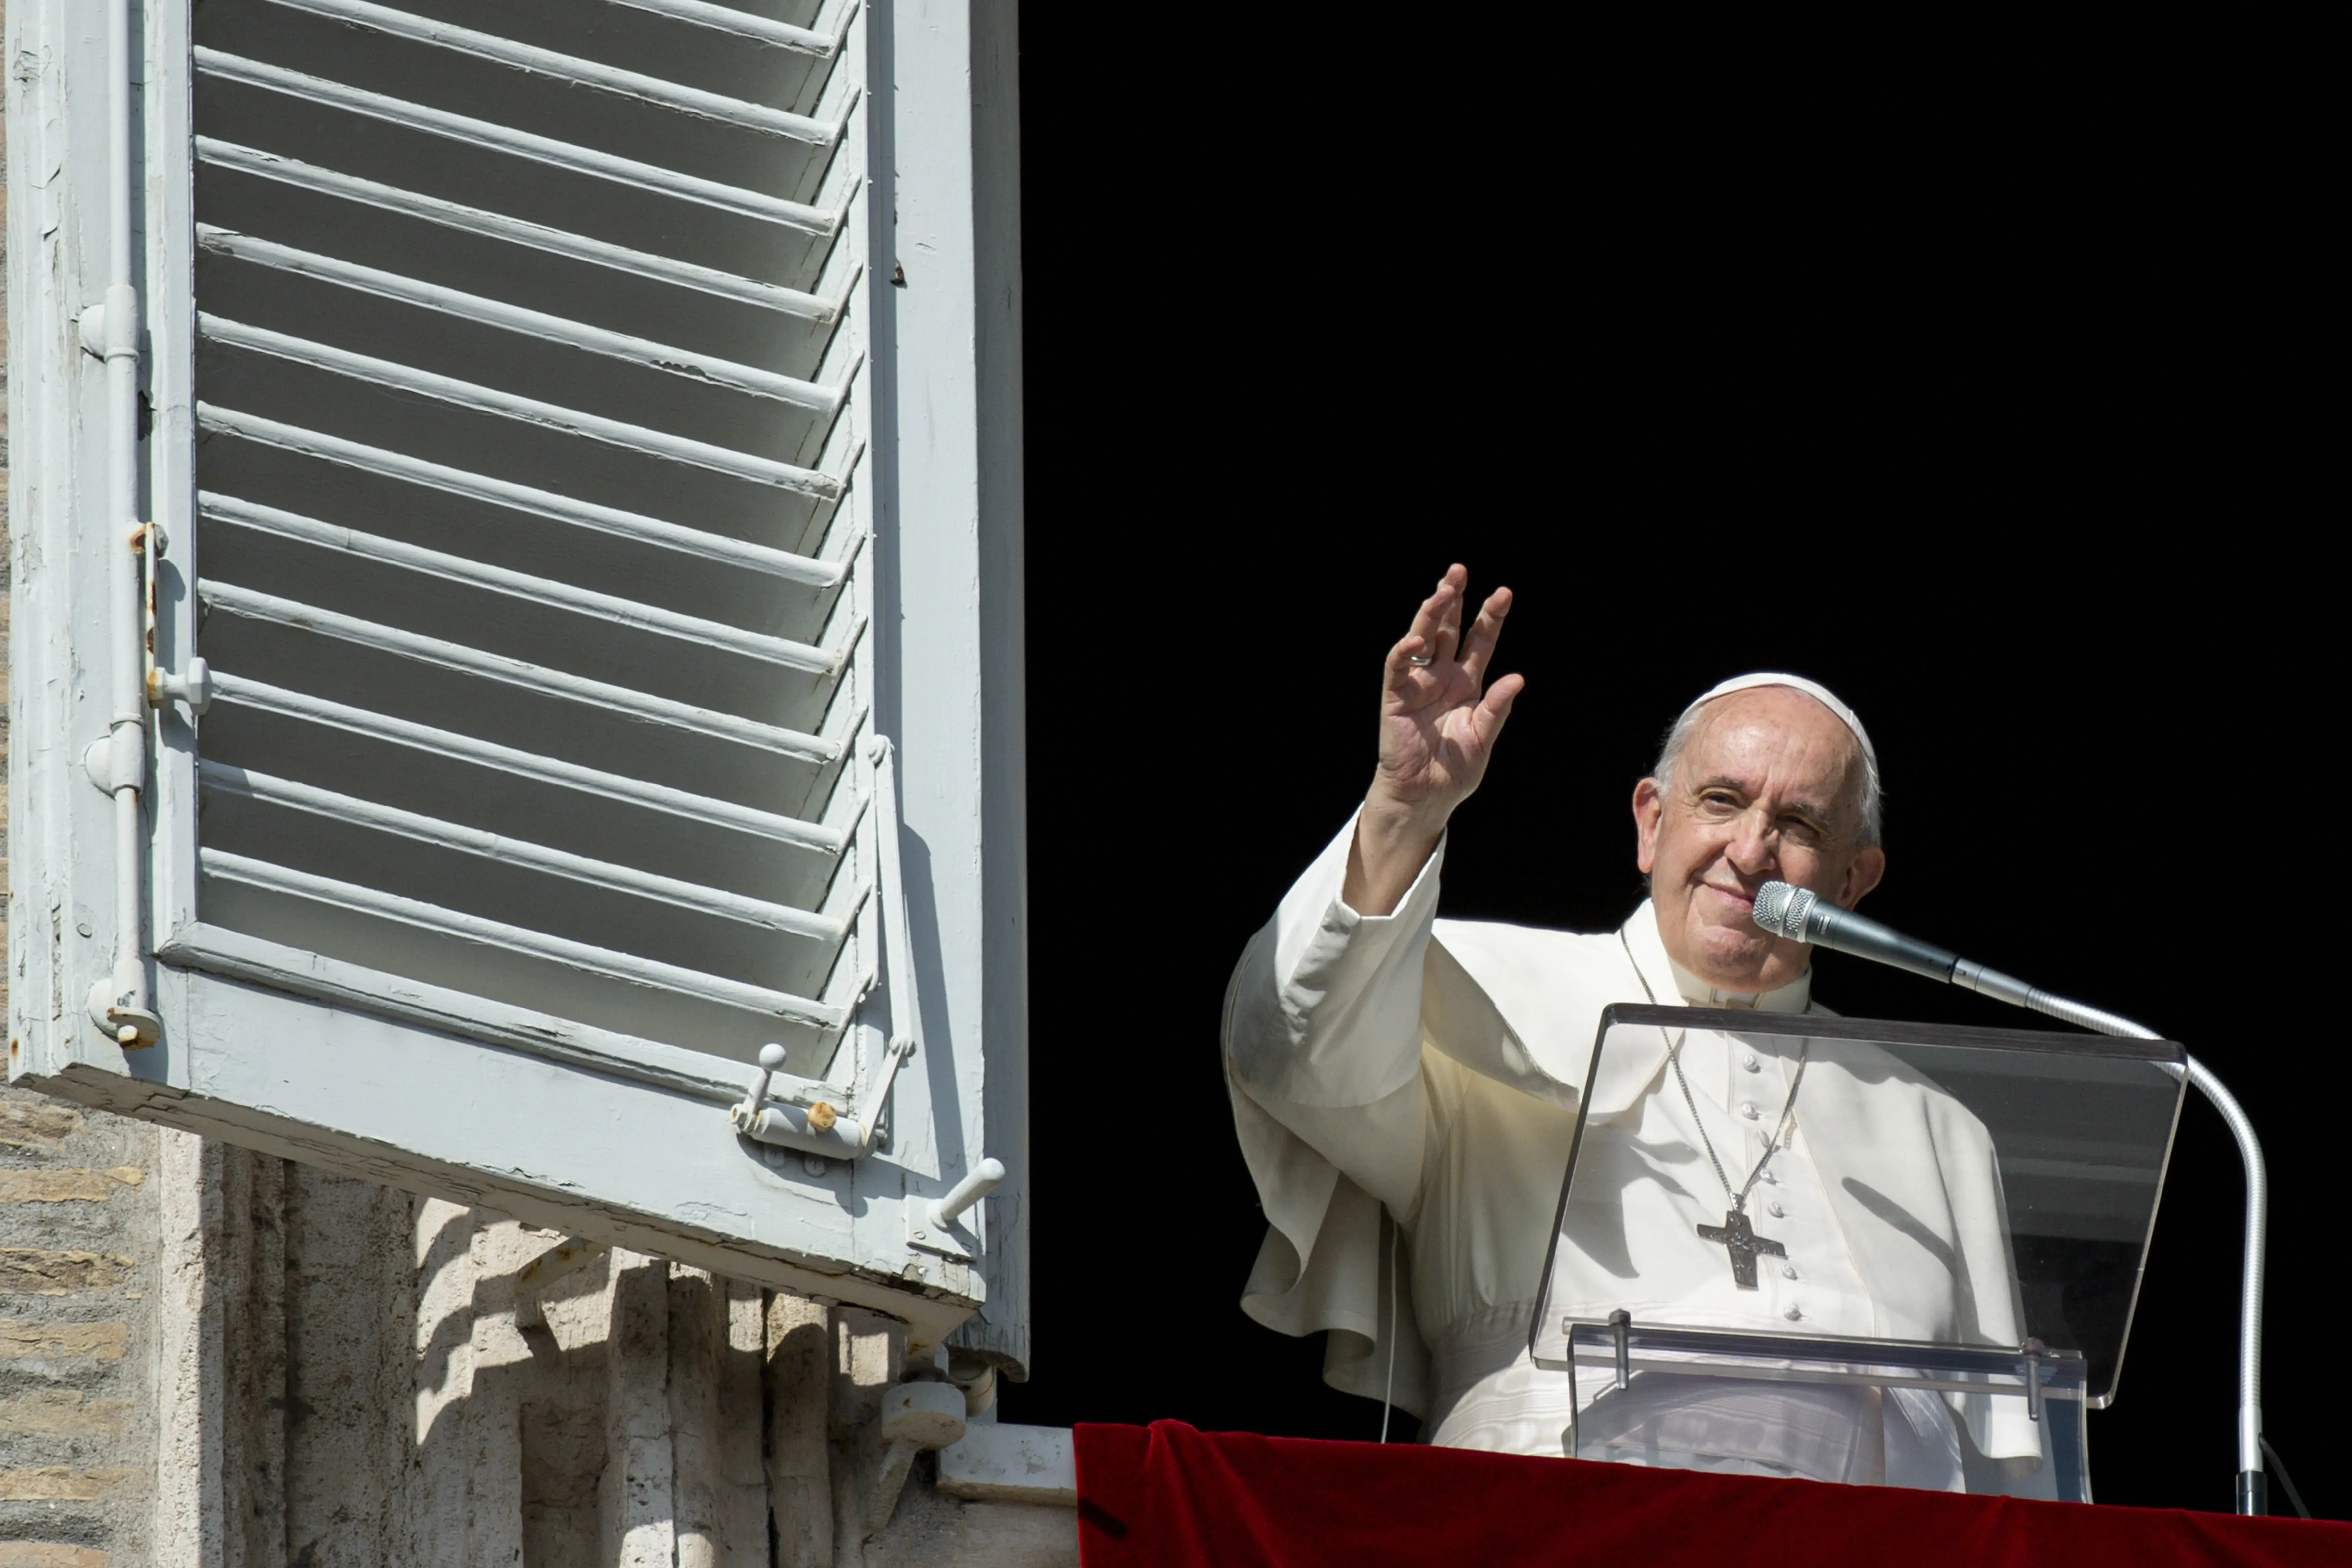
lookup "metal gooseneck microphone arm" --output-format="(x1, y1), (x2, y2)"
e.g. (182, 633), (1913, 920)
(1753, 882), (2271, 1517)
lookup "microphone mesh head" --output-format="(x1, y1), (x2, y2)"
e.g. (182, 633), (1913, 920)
(1752, 881), (1813, 940)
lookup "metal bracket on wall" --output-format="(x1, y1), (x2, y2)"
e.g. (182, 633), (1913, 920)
(904, 1157), (1003, 1260)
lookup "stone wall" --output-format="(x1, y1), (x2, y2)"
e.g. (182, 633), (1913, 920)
(148, 1151), (1073, 1567)
(2, 25), (1072, 1563)
(0, 1098), (160, 1568)
(0, 1115), (1075, 1568)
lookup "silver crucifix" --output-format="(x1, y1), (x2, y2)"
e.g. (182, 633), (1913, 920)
(1696, 1205), (1786, 1290)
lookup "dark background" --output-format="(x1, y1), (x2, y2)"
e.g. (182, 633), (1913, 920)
(999, 14), (2330, 1517)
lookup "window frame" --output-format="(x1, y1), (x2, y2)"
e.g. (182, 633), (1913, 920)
(6, 0), (1028, 1369)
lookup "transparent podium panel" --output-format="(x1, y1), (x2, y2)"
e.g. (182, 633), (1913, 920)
(1529, 1005), (2186, 1501)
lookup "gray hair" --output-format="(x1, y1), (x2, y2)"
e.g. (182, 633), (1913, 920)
(1649, 700), (1883, 850)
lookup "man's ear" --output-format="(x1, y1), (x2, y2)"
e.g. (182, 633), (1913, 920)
(1838, 845), (1887, 909)
(1632, 778), (1663, 875)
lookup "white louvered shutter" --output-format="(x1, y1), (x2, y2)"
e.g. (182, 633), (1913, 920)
(6, 0), (1027, 1365)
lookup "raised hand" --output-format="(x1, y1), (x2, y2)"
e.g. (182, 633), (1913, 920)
(1345, 565), (1524, 915)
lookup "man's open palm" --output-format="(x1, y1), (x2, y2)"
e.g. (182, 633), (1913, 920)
(1374, 564), (1523, 821)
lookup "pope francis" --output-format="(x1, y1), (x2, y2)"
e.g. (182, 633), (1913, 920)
(1222, 565), (2042, 1490)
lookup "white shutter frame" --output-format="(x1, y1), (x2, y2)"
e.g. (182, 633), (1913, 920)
(8, 0), (1028, 1368)
(881, 0), (1028, 1370)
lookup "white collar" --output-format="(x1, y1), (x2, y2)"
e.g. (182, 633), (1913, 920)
(1622, 898), (1812, 1015)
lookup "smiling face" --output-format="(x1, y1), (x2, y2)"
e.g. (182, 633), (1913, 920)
(1632, 686), (1887, 994)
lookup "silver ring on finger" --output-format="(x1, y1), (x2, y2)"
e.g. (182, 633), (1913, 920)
(1407, 654), (1435, 667)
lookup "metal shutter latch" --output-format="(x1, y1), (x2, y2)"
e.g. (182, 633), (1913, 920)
(730, 735), (920, 1157)
(728, 737), (1005, 1247)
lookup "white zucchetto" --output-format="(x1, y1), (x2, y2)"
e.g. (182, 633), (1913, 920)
(1678, 673), (1876, 775)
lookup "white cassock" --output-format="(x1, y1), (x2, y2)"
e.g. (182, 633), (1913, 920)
(1224, 814), (2045, 1489)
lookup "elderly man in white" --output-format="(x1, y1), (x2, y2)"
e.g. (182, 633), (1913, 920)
(1223, 565), (2040, 1490)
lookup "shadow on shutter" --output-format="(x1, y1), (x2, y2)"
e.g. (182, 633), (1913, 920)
(169, 0), (875, 1080)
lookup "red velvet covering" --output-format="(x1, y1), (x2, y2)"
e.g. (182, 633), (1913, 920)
(1076, 1421), (2350, 1567)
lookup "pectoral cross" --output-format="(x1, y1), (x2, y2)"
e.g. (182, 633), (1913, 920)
(1696, 1205), (1785, 1290)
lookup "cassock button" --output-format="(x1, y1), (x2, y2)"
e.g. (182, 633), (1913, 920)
(1783, 1306), (1804, 1321)
(1782, 1264), (1798, 1279)
(1742, 1054), (1762, 1072)
(1766, 1200), (1785, 1218)
(1739, 1102), (1761, 1120)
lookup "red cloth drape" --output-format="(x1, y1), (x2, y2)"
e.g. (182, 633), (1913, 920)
(1075, 1421), (2350, 1568)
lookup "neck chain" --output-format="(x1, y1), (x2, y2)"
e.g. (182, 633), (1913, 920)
(1667, 1030), (1809, 1216)
(1620, 931), (1814, 1289)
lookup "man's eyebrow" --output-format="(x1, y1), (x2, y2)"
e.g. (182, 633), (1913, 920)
(1688, 775), (1837, 822)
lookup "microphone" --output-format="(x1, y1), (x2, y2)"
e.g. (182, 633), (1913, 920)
(1752, 878), (2107, 1016)
(1749, 880), (2276, 1517)
(1750, 881), (1961, 983)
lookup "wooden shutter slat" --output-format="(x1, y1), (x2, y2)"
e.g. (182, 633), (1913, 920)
(201, 496), (834, 670)
(201, 850), (851, 1026)
(198, 316), (845, 495)
(198, 582), (846, 752)
(209, 674), (855, 851)
(258, 0), (846, 144)
(195, 406), (847, 584)
(193, 49), (841, 234)
(198, 762), (850, 938)
(197, 228), (845, 411)
(194, 139), (843, 320)
(601, 0), (846, 55)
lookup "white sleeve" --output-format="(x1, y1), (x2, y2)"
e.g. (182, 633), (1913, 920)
(1224, 810), (1445, 1211)
(1221, 811), (1444, 1415)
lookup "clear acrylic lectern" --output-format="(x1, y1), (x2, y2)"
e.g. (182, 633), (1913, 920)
(1529, 1004), (2184, 1502)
